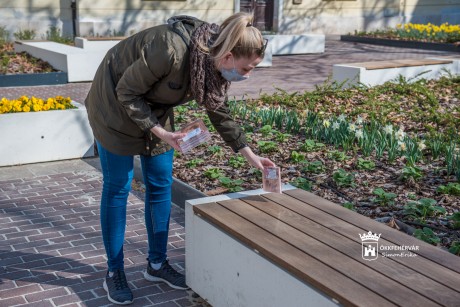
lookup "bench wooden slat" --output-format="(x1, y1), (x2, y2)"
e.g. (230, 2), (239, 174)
(240, 194), (460, 306)
(345, 59), (453, 70)
(284, 189), (460, 274)
(218, 198), (444, 307)
(193, 202), (396, 307)
(263, 192), (460, 294)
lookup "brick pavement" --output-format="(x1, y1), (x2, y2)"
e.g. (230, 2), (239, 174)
(0, 39), (458, 306)
(0, 159), (206, 307)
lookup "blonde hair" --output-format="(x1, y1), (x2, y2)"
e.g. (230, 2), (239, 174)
(210, 12), (265, 61)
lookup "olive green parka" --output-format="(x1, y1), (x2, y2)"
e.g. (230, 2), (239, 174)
(85, 16), (247, 156)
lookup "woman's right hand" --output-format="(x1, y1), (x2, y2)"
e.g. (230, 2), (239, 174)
(150, 125), (186, 151)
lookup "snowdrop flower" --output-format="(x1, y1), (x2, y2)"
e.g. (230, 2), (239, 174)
(396, 126), (406, 141)
(332, 121), (340, 130)
(418, 140), (427, 151)
(355, 129), (364, 139)
(398, 141), (407, 151)
(384, 124), (393, 135)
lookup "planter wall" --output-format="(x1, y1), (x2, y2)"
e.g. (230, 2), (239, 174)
(341, 35), (460, 52)
(0, 71), (67, 87)
(0, 101), (94, 167)
(14, 41), (116, 82)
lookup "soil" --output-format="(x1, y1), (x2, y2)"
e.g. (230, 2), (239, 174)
(0, 43), (57, 74)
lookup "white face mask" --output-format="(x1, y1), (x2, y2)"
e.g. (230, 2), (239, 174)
(220, 58), (249, 82)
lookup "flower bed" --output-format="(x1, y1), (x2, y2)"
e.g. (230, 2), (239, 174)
(171, 75), (460, 256)
(0, 96), (94, 166)
(0, 42), (67, 86)
(342, 22), (460, 52)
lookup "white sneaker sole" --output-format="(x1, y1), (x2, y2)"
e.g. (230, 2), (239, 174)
(103, 279), (133, 305)
(143, 270), (190, 290)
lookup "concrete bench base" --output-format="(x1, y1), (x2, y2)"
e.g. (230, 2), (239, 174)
(185, 186), (338, 307)
(333, 58), (457, 88)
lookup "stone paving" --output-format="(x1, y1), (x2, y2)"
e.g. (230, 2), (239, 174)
(0, 159), (203, 307)
(0, 39), (458, 306)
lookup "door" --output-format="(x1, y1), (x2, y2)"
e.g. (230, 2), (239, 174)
(240, 0), (274, 32)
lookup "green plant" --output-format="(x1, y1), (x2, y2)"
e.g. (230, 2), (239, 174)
(219, 177), (244, 192)
(290, 151), (306, 163)
(259, 125), (274, 137)
(302, 161), (325, 174)
(275, 131), (291, 142)
(45, 26), (73, 44)
(0, 26), (9, 46)
(428, 134), (444, 160)
(186, 158), (204, 168)
(413, 227), (440, 245)
(332, 169), (355, 187)
(208, 145), (223, 157)
(436, 182), (460, 196)
(400, 165), (424, 182)
(356, 158), (376, 170)
(447, 212), (460, 229)
(449, 241), (460, 256)
(257, 141), (278, 153)
(372, 188), (397, 206)
(374, 130), (387, 160)
(343, 202), (355, 211)
(204, 168), (225, 179)
(327, 150), (350, 162)
(14, 29), (36, 40)
(300, 139), (325, 152)
(228, 155), (246, 168)
(291, 177), (312, 191)
(175, 105), (188, 123)
(403, 198), (446, 223)
(249, 167), (262, 180)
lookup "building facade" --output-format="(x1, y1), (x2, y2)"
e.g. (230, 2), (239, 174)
(1, 0), (459, 39)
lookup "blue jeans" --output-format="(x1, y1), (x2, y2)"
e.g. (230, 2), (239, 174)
(97, 141), (173, 271)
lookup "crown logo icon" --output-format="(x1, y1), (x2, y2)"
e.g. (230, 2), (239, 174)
(359, 231), (381, 241)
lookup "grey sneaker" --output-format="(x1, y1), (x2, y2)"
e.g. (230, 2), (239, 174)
(103, 269), (134, 305)
(144, 260), (189, 290)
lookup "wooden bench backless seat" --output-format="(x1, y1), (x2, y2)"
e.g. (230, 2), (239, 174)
(344, 59), (453, 70)
(193, 189), (460, 307)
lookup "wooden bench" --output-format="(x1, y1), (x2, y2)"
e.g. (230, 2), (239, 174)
(185, 188), (460, 307)
(332, 58), (456, 88)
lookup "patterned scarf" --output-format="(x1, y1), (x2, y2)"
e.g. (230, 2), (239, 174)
(189, 23), (229, 111)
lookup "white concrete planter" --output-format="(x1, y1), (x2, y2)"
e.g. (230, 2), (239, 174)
(264, 34), (325, 55)
(14, 40), (119, 82)
(0, 102), (94, 167)
(74, 37), (122, 51)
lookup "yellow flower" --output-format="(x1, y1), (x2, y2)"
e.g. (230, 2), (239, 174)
(1, 95), (74, 114)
